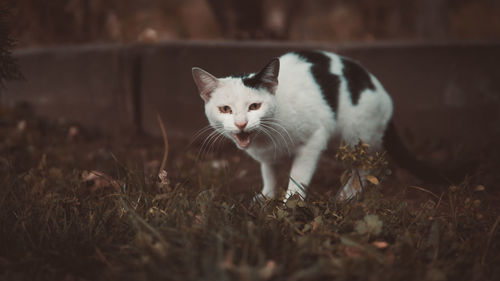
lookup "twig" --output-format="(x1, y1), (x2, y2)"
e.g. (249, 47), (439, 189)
(408, 185), (440, 200)
(435, 192), (445, 209)
(482, 215), (500, 265)
(156, 112), (169, 175)
(238, 201), (257, 219)
(118, 195), (167, 245)
(449, 193), (457, 228)
(95, 247), (113, 269)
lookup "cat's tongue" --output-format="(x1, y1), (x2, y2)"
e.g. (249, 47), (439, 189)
(234, 132), (251, 148)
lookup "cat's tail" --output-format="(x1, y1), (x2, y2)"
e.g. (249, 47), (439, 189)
(382, 120), (473, 184)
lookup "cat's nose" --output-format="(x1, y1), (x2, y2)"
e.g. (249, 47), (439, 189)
(235, 121), (248, 131)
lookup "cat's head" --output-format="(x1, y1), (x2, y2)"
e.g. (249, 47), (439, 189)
(192, 58), (280, 149)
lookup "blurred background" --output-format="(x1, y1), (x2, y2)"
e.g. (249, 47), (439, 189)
(8, 0), (500, 47)
(2, 0), (500, 142)
(1, 0), (499, 160)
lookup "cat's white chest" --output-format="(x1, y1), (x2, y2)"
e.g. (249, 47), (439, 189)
(245, 131), (297, 163)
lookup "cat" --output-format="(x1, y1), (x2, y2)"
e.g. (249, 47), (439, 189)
(191, 50), (440, 201)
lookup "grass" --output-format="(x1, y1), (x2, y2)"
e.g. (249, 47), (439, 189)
(0, 104), (499, 281)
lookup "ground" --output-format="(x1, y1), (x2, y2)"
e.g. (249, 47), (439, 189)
(1, 104), (499, 281)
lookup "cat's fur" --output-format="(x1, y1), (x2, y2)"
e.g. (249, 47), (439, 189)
(192, 50), (395, 200)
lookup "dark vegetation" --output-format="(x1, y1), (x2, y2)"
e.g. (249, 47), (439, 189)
(1, 104), (499, 281)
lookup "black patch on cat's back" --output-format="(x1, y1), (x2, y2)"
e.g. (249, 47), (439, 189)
(341, 58), (375, 105)
(294, 50), (341, 113)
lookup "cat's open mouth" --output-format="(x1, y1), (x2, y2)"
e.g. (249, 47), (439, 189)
(232, 132), (251, 148)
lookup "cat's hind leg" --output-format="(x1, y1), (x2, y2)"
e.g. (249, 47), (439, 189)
(336, 168), (369, 201)
(335, 126), (386, 201)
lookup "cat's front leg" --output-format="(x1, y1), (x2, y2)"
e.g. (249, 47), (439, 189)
(258, 162), (279, 199)
(286, 128), (329, 199)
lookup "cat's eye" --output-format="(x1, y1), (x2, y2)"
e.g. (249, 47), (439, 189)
(219, 105), (232, 114)
(248, 103), (262, 111)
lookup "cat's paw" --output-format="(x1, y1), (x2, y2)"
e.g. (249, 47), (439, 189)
(253, 193), (271, 204)
(284, 190), (305, 202)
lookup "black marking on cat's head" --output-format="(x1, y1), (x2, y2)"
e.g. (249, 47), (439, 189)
(192, 67), (219, 102)
(341, 58), (375, 105)
(294, 50), (341, 114)
(242, 58), (280, 94)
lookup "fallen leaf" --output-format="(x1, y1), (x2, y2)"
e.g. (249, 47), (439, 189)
(219, 251), (234, 270)
(366, 175), (379, 185)
(474, 185), (485, 192)
(355, 214), (383, 236)
(138, 27), (158, 43)
(17, 120), (27, 132)
(372, 241), (389, 249)
(286, 198), (298, 209)
(67, 125), (79, 140)
(48, 167), (63, 180)
(312, 216), (323, 231)
(258, 260), (277, 280)
(344, 245), (362, 258)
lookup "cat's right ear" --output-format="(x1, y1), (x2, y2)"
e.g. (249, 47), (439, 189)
(192, 67), (219, 102)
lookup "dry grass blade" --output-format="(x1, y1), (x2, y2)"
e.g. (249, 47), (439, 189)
(156, 112), (169, 175)
(408, 185), (441, 200)
(118, 195), (168, 246)
(85, 170), (122, 191)
(95, 247), (113, 269)
(482, 215), (500, 265)
(435, 192), (445, 209)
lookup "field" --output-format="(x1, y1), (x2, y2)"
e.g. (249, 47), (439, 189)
(1, 104), (499, 281)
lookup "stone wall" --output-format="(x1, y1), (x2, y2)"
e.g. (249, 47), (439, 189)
(3, 41), (499, 154)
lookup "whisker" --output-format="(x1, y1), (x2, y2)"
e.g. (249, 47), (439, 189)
(197, 131), (217, 161)
(261, 117), (295, 146)
(197, 127), (224, 161)
(260, 122), (293, 157)
(258, 126), (279, 159)
(265, 119), (295, 149)
(212, 132), (229, 155)
(190, 124), (218, 146)
(206, 130), (227, 157)
(263, 126), (291, 157)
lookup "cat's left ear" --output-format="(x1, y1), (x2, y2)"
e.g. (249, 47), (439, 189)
(255, 58), (280, 94)
(192, 67), (219, 102)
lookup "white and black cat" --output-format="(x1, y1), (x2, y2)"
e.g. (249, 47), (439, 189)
(192, 50), (441, 201)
